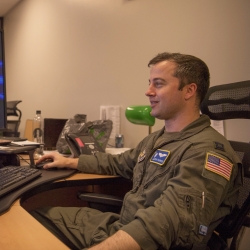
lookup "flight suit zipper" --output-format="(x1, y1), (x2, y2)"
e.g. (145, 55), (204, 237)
(143, 167), (172, 189)
(185, 195), (191, 212)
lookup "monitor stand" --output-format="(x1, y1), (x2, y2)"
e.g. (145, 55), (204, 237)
(0, 146), (37, 166)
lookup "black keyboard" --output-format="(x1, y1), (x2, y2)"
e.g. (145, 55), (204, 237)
(0, 166), (42, 197)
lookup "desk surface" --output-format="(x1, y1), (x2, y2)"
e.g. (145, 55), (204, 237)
(0, 201), (68, 249)
(0, 172), (120, 250)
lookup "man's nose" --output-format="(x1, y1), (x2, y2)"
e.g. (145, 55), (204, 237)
(145, 84), (155, 97)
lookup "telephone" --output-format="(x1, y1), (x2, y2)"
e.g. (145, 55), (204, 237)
(65, 133), (104, 158)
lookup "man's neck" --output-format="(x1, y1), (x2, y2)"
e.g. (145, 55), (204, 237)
(164, 112), (200, 132)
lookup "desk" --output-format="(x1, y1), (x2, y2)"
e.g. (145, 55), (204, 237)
(0, 171), (131, 250)
(0, 200), (68, 249)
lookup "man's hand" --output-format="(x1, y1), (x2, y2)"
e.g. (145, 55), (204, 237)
(89, 230), (141, 250)
(36, 152), (78, 170)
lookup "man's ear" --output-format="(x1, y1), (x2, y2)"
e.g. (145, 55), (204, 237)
(184, 83), (197, 100)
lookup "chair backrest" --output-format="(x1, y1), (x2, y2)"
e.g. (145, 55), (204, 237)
(200, 80), (250, 248)
(5, 120), (21, 137)
(6, 100), (22, 119)
(200, 80), (250, 120)
(3, 100), (22, 137)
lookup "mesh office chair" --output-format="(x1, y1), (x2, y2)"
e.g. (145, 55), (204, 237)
(3, 100), (22, 137)
(200, 80), (250, 250)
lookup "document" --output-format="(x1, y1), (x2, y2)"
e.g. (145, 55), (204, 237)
(11, 140), (41, 146)
(211, 120), (224, 135)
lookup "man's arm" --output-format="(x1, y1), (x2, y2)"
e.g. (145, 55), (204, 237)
(89, 230), (141, 250)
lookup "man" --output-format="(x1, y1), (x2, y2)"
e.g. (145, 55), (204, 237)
(33, 52), (242, 250)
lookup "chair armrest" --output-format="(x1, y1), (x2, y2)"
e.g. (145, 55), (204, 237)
(78, 192), (123, 206)
(78, 192), (123, 213)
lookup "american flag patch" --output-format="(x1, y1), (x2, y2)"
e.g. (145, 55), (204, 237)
(205, 153), (233, 180)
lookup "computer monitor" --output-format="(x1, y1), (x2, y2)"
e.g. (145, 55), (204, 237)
(0, 27), (7, 134)
(43, 118), (68, 150)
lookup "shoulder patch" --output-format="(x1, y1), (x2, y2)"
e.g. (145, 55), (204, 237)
(150, 149), (170, 166)
(214, 141), (225, 152)
(205, 152), (233, 180)
(138, 149), (146, 163)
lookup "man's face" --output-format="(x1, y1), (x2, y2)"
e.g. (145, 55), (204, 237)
(145, 60), (187, 121)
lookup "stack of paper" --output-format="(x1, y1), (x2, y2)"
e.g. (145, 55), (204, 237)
(11, 140), (42, 146)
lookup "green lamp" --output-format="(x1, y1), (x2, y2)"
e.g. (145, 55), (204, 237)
(125, 105), (155, 134)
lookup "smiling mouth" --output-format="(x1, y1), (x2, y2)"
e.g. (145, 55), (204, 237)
(150, 100), (158, 107)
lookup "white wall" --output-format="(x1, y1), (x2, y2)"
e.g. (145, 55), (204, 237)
(3, 0), (250, 148)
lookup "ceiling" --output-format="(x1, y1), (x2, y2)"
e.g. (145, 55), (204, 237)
(0, 0), (22, 17)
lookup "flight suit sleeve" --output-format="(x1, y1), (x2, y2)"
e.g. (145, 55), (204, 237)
(76, 146), (141, 179)
(121, 149), (241, 250)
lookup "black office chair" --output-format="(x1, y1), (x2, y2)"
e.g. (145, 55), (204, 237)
(79, 80), (250, 250)
(200, 80), (250, 250)
(3, 100), (22, 137)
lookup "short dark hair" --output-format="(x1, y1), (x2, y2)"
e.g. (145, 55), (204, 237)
(148, 52), (210, 104)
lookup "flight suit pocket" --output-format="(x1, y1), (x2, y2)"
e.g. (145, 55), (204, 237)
(177, 188), (216, 243)
(91, 230), (108, 246)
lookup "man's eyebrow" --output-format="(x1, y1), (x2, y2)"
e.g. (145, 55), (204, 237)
(149, 77), (166, 83)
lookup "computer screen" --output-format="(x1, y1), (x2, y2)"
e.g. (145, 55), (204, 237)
(43, 118), (68, 150)
(0, 29), (7, 132)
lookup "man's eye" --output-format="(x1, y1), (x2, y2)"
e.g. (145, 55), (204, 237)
(155, 82), (162, 87)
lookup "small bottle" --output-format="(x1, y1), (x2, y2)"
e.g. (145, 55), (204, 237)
(33, 110), (43, 143)
(33, 110), (43, 158)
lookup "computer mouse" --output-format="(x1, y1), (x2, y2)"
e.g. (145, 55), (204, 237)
(35, 158), (54, 169)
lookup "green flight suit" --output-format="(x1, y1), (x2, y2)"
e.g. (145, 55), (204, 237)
(31, 115), (242, 250)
